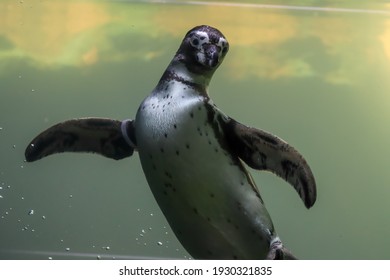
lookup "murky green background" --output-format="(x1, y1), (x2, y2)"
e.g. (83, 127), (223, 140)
(1, 0), (390, 259)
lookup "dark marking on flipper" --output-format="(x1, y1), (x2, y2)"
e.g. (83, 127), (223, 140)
(219, 114), (316, 208)
(25, 118), (135, 162)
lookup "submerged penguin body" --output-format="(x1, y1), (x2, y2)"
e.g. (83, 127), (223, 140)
(25, 25), (316, 259)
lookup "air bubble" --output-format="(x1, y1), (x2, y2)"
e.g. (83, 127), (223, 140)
(157, 241), (163, 246)
(65, 248), (70, 252)
(28, 209), (34, 215)
(42, 215), (46, 220)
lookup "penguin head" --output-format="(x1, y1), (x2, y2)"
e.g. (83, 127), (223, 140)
(176, 25), (229, 74)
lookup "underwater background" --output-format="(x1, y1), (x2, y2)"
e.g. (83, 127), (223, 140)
(1, 0), (390, 259)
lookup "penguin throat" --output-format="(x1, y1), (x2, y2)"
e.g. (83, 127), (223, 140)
(169, 60), (212, 86)
(159, 64), (210, 98)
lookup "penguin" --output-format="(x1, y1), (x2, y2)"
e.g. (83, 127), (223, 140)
(25, 25), (316, 259)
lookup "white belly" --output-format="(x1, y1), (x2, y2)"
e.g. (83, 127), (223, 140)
(135, 85), (275, 259)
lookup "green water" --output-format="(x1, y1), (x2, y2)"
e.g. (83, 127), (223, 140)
(1, 0), (390, 259)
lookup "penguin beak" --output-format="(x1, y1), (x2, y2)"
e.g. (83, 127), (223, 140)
(204, 44), (220, 68)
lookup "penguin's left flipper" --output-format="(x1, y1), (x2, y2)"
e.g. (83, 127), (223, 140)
(223, 118), (316, 209)
(25, 118), (136, 162)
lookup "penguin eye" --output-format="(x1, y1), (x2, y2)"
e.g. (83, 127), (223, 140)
(190, 36), (202, 49)
(218, 40), (229, 54)
(221, 45), (228, 54)
(189, 32), (209, 49)
(190, 37), (200, 48)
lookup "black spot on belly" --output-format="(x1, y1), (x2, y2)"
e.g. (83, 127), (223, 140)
(190, 112), (194, 118)
(164, 133), (168, 138)
(193, 208), (198, 214)
(209, 193), (215, 198)
(233, 255), (238, 260)
(160, 148), (164, 153)
(186, 143), (190, 149)
(176, 150), (180, 156)
(173, 124), (177, 129)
